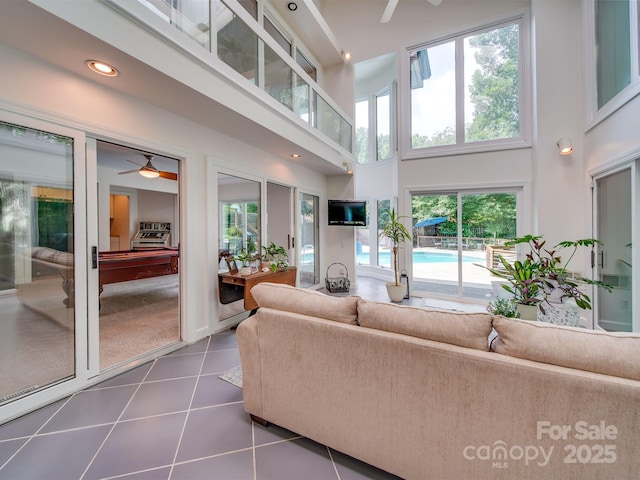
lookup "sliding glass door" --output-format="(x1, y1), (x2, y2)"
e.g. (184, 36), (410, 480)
(299, 192), (319, 288)
(594, 167), (633, 331)
(411, 190), (518, 301)
(0, 121), (76, 405)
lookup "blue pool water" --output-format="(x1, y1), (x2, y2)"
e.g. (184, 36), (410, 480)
(358, 251), (476, 264)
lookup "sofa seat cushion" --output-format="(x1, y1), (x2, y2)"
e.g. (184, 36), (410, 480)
(357, 299), (493, 351)
(250, 283), (360, 325)
(492, 316), (640, 381)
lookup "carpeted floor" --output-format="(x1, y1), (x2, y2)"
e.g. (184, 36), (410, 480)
(0, 274), (181, 401)
(99, 275), (180, 368)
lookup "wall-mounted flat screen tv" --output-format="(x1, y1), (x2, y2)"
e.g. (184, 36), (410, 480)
(328, 200), (367, 226)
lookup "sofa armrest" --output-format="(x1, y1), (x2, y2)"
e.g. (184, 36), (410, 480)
(236, 315), (263, 418)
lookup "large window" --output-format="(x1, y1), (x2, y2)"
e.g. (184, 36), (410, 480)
(355, 85), (395, 164)
(596, 0), (631, 108)
(355, 99), (369, 162)
(409, 18), (524, 154)
(376, 88), (391, 161)
(411, 190), (518, 301)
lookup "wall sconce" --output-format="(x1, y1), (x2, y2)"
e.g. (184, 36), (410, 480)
(343, 161), (354, 174)
(557, 137), (574, 155)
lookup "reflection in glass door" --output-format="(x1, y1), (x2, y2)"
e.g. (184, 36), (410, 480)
(595, 168), (633, 331)
(299, 192), (319, 288)
(0, 121), (75, 405)
(411, 190), (517, 300)
(96, 142), (181, 370)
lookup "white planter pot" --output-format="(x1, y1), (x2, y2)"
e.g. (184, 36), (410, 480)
(516, 303), (538, 321)
(386, 283), (406, 303)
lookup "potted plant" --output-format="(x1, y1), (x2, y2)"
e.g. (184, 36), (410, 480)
(486, 297), (519, 318)
(261, 242), (289, 272)
(235, 239), (259, 275)
(483, 234), (613, 320)
(488, 255), (542, 320)
(379, 208), (412, 302)
(236, 248), (254, 276)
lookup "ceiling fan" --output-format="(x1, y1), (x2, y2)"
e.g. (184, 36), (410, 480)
(118, 154), (178, 181)
(381, 0), (442, 23)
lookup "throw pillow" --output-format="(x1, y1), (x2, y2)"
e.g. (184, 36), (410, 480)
(357, 299), (494, 351)
(492, 316), (640, 381)
(250, 283), (360, 325)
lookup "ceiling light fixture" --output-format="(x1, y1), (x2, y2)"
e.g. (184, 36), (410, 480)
(557, 137), (574, 155)
(343, 161), (354, 175)
(290, 153), (301, 158)
(139, 168), (160, 178)
(287, 2), (298, 11)
(86, 60), (118, 77)
(341, 50), (352, 62)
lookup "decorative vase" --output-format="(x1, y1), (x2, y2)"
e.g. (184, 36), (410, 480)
(239, 266), (252, 276)
(386, 283), (406, 303)
(516, 303), (538, 321)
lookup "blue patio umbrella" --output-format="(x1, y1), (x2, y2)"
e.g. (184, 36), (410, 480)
(414, 216), (448, 228)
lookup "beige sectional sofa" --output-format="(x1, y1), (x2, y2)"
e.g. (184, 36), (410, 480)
(237, 283), (640, 480)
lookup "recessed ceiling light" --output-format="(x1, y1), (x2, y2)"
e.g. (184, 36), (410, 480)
(86, 60), (119, 77)
(287, 2), (298, 11)
(290, 153), (301, 158)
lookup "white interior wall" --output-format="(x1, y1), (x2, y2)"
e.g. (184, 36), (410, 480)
(530, 0), (587, 250)
(326, 175), (357, 286)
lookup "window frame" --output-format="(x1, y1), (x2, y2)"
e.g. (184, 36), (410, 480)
(399, 14), (531, 160)
(376, 86), (392, 162)
(583, 0), (640, 130)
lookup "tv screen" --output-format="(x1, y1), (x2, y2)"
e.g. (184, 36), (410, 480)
(328, 200), (367, 226)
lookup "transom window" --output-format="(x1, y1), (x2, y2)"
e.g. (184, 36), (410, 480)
(407, 17), (526, 155)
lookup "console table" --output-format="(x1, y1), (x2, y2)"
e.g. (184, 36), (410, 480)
(218, 267), (297, 311)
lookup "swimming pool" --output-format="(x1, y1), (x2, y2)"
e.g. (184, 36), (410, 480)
(358, 251), (477, 264)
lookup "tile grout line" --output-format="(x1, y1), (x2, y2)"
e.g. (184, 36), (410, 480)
(327, 447), (342, 480)
(0, 394), (73, 474)
(78, 356), (160, 480)
(167, 335), (212, 479)
(251, 420), (257, 480)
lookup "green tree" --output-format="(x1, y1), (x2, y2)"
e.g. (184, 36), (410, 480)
(465, 23), (520, 142)
(355, 126), (369, 163)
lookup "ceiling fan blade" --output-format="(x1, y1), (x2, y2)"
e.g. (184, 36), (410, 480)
(158, 171), (178, 181)
(126, 159), (145, 167)
(427, 0), (443, 5)
(381, 0), (399, 23)
(118, 169), (140, 175)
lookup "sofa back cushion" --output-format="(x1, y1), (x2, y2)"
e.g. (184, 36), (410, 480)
(492, 316), (640, 381)
(357, 299), (493, 351)
(250, 283), (360, 325)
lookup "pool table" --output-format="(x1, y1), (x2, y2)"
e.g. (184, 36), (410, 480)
(98, 248), (179, 294)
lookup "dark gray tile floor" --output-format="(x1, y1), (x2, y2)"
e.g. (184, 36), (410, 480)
(0, 277), (478, 480)
(0, 277), (411, 480)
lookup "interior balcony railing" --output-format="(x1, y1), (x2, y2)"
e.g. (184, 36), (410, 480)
(123, 0), (352, 153)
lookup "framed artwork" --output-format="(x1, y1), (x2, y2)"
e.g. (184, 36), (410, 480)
(225, 256), (238, 275)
